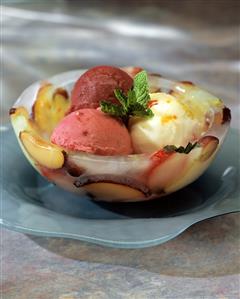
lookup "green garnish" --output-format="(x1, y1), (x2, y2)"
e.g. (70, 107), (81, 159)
(100, 70), (154, 122)
(164, 142), (199, 154)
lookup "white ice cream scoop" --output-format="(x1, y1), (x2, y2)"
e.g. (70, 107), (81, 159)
(129, 89), (224, 154)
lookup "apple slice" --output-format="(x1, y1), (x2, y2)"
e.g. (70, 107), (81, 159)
(20, 131), (65, 169)
(165, 136), (219, 193)
(32, 83), (70, 135)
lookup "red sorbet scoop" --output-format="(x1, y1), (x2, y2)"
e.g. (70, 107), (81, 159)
(70, 65), (133, 112)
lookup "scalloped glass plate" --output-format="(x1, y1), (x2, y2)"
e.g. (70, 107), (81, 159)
(1, 126), (239, 248)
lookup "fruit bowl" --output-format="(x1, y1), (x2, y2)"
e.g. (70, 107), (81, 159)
(10, 69), (231, 202)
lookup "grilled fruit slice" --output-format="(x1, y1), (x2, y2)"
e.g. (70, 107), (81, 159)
(19, 131), (65, 169)
(32, 83), (70, 135)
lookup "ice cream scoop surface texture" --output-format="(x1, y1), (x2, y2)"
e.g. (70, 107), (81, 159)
(51, 109), (133, 155)
(129, 92), (211, 154)
(70, 66), (133, 112)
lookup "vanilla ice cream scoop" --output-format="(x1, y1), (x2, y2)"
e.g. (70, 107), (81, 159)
(129, 91), (223, 154)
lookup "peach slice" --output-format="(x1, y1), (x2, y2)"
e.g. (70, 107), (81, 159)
(40, 169), (149, 201)
(19, 131), (65, 169)
(73, 175), (150, 201)
(165, 136), (219, 193)
(32, 83), (70, 135)
(82, 183), (146, 202)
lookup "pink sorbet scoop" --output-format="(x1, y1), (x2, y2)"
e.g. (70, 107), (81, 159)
(51, 109), (133, 156)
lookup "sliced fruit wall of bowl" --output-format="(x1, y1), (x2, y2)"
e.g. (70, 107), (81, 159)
(10, 70), (231, 202)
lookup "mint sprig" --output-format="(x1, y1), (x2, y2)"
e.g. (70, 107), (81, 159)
(100, 70), (153, 122)
(163, 142), (199, 154)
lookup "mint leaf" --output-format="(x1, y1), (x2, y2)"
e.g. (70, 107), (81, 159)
(145, 108), (154, 117)
(127, 89), (137, 105)
(114, 89), (128, 109)
(133, 70), (150, 107)
(132, 108), (154, 118)
(100, 69), (154, 122)
(100, 101), (125, 117)
(184, 142), (198, 154)
(163, 142), (199, 154)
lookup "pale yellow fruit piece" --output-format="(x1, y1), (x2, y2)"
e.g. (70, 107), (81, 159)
(10, 106), (41, 170)
(165, 136), (219, 193)
(199, 136), (219, 162)
(10, 106), (29, 120)
(83, 182), (146, 202)
(171, 82), (223, 127)
(20, 131), (65, 169)
(10, 106), (41, 135)
(33, 83), (70, 135)
(10, 106), (31, 134)
(148, 152), (189, 193)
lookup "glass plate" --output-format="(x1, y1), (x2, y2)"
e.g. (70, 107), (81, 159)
(1, 126), (239, 248)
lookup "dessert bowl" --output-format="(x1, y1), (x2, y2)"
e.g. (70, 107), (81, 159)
(10, 68), (231, 202)
(1, 124), (239, 248)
